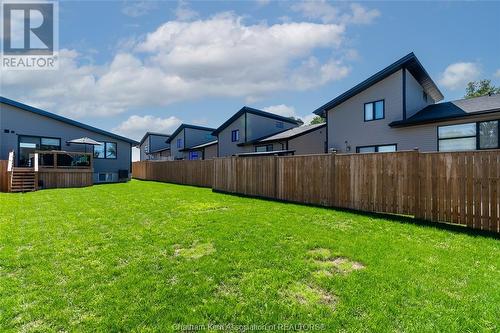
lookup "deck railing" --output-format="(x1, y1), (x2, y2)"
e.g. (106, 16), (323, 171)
(35, 151), (93, 169)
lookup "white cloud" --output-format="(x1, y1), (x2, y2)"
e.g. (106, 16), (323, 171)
(122, 1), (156, 17)
(348, 3), (380, 24)
(439, 62), (481, 90)
(1, 12), (353, 119)
(291, 1), (380, 25)
(113, 115), (182, 140)
(495, 69), (500, 78)
(174, 0), (199, 21)
(263, 104), (320, 126)
(302, 114), (319, 125)
(263, 104), (297, 117)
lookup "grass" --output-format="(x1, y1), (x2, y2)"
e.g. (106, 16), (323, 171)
(0, 180), (499, 332)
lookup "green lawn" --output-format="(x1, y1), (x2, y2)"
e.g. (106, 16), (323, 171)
(0, 180), (499, 332)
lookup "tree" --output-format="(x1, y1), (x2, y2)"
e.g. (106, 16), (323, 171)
(464, 80), (500, 99)
(310, 116), (326, 125)
(288, 116), (304, 125)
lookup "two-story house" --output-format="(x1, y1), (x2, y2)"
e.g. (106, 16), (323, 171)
(166, 124), (216, 160)
(138, 132), (170, 161)
(314, 52), (500, 153)
(213, 106), (301, 157)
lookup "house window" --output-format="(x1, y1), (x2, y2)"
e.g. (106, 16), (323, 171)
(94, 142), (117, 159)
(438, 123), (477, 151)
(176, 138), (182, 148)
(231, 129), (240, 142)
(356, 144), (396, 153)
(364, 100), (384, 121)
(18, 136), (61, 167)
(276, 121), (284, 129)
(479, 121), (499, 149)
(98, 173), (113, 182)
(144, 144), (149, 153)
(255, 144), (273, 152)
(189, 151), (200, 160)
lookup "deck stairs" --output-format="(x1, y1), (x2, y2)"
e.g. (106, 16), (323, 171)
(10, 167), (36, 192)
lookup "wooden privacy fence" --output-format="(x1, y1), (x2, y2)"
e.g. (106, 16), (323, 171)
(133, 151), (500, 233)
(0, 160), (8, 192)
(133, 160), (213, 188)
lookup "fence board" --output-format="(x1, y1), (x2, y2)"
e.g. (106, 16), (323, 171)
(0, 160), (8, 192)
(132, 160), (213, 188)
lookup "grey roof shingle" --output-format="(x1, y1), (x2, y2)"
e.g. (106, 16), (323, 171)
(258, 123), (326, 143)
(390, 93), (500, 127)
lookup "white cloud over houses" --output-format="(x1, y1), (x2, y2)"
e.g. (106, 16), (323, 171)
(263, 104), (319, 125)
(438, 62), (481, 90)
(263, 104), (297, 117)
(0, 6), (379, 119)
(291, 1), (380, 25)
(113, 115), (182, 140)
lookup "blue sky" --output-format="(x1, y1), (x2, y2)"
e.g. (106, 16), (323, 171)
(1, 0), (499, 150)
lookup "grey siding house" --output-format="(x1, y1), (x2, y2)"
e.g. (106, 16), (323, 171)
(138, 132), (170, 161)
(213, 106), (301, 157)
(0, 96), (138, 183)
(248, 123), (326, 155)
(166, 124), (216, 160)
(180, 140), (218, 160)
(314, 53), (500, 153)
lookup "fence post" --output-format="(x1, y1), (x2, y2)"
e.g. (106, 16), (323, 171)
(413, 148), (421, 218)
(274, 155), (278, 199)
(330, 150), (337, 206)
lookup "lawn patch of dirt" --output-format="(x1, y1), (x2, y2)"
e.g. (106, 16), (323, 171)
(306, 248), (332, 260)
(313, 257), (365, 274)
(174, 242), (215, 259)
(288, 283), (337, 310)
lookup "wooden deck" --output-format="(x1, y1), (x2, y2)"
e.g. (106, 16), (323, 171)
(1, 151), (94, 192)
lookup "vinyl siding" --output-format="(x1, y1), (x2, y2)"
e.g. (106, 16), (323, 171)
(217, 112), (298, 157)
(288, 126), (326, 155)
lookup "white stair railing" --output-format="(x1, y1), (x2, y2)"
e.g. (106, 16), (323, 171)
(34, 153), (39, 172)
(7, 151), (14, 172)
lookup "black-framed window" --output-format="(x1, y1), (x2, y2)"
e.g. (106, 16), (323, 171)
(231, 129), (240, 142)
(176, 138), (182, 148)
(479, 120), (499, 149)
(438, 121), (500, 151)
(94, 142), (117, 159)
(356, 144), (396, 153)
(364, 100), (384, 121)
(18, 135), (61, 167)
(255, 144), (273, 152)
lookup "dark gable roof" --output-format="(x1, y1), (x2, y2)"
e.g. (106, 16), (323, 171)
(313, 52), (444, 116)
(212, 106), (302, 136)
(165, 124), (216, 143)
(390, 93), (500, 127)
(0, 96), (138, 144)
(139, 132), (171, 146)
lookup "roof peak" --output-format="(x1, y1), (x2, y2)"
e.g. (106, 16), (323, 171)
(313, 52), (443, 115)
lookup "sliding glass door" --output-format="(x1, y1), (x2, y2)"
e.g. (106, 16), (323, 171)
(18, 136), (61, 167)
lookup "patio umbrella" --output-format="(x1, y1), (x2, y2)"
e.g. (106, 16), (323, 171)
(66, 137), (102, 153)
